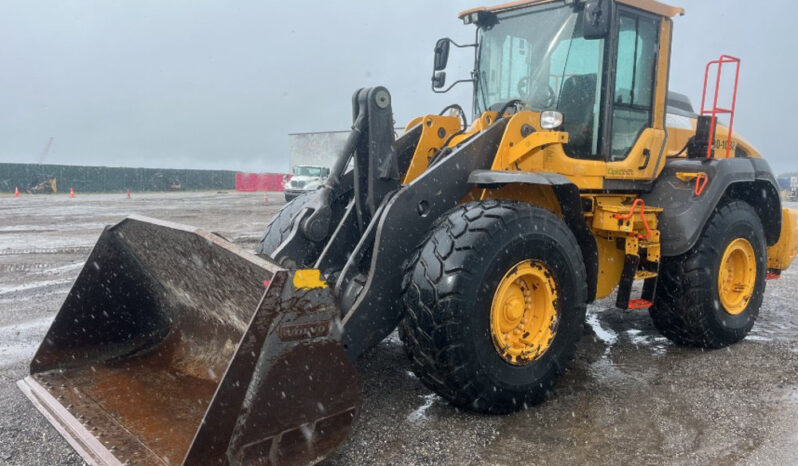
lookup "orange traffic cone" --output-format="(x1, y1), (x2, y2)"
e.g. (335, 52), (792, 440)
(14, 187), (19, 197)
(69, 187), (75, 198)
(264, 193), (269, 204)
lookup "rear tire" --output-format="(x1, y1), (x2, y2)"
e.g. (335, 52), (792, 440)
(400, 200), (587, 413)
(650, 200), (766, 348)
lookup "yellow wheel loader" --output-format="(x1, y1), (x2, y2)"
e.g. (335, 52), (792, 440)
(19, 0), (798, 464)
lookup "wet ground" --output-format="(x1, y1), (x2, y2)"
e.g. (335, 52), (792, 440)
(0, 192), (796, 465)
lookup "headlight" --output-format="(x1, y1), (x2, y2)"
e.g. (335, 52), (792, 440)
(540, 111), (564, 130)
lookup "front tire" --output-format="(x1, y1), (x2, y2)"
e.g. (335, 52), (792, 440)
(650, 200), (766, 348)
(257, 192), (313, 257)
(400, 200), (587, 413)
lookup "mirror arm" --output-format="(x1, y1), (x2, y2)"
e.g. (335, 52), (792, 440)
(432, 78), (475, 94)
(446, 39), (478, 49)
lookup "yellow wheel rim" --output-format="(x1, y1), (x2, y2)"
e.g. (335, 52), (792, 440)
(490, 260), (558, 365)
(718, 238), (756, 315)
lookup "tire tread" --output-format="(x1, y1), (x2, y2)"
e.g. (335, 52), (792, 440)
(399, 200), (587, 413)
(650, 200), (766, 348)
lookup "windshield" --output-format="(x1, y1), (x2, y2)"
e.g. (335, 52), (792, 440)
(475, 3), (605, 155)
(292, 166), (324, 177)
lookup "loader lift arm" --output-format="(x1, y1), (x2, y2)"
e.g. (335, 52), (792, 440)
(271, 87), (407, 267)
(266, 87), (514, 359)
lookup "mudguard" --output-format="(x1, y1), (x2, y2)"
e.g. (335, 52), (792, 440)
(468, 169), (599, 302)
(642, 157), (782, 257)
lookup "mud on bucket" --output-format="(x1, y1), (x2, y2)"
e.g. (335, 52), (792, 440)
(17, 215), (361, 465)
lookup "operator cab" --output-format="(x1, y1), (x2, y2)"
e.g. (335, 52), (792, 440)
(434, 0), (684, 165)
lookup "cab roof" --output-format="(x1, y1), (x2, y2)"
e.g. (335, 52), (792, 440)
(459, 0), (685, 20)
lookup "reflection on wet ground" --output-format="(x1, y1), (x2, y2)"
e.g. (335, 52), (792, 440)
(325, 295), (797, 465)
(482, 301), (798, 465)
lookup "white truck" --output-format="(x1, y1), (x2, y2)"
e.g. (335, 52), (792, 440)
(284, 165), (330, 201)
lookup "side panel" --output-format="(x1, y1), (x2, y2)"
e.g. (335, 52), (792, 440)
(642, 157), (782, 257)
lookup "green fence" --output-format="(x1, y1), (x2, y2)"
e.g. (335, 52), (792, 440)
(0, 163), (236, 193)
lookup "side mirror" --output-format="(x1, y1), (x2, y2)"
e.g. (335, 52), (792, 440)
(430, 38), (476, 93)
(432, 71), (447, 89)
(433, 38), (450, 71)
(583, 0), (611, 39)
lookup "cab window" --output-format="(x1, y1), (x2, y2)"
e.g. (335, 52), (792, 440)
(551, 17), (605, 158)
(609, 13), (659, 160)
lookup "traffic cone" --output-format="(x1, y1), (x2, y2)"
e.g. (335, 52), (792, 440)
(69, 187), (75, 198)
(14, 187), (19, 197)
(127, 189), (131, 199)
(264, 193), (269, 204)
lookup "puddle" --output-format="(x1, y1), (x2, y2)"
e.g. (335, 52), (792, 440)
(0, 316), (54, 367)
(407, 393), (439, 422)
(749, 288), (798, 345)
(0, 247), (92, 256)
(625, 328), (669, 355)
(744, 334), (772, 342)
(383, 330), (402, 346)
(585, 308), (617, 355)
(0, 278), (73, 296)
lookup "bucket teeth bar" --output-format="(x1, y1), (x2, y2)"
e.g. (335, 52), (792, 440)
(18, 215), (361, 466)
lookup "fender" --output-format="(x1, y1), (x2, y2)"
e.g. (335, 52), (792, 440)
(468, 169), (599, 302)
(642, 157), (782, 257)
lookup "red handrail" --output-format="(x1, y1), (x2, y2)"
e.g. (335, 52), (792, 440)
(613, 199), (653, 240)
(694, 173), (708, 196)
(700, 55), (741, 159)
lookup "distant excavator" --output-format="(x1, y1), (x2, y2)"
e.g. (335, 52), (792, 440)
(27, 174), (57, 194)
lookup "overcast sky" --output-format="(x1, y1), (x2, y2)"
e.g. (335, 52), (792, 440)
(1, 0), (796, 174)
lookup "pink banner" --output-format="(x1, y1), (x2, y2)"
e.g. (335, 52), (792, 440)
(235, 173), (290, 192)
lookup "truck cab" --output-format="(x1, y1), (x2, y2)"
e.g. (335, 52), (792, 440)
(284, 164), (330, 201)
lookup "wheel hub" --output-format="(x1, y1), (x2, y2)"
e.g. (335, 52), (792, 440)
(718, 238), (756, 315)
(490, 260), (558, 365)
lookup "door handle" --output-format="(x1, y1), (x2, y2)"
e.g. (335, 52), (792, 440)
(638, 149), (651, 170)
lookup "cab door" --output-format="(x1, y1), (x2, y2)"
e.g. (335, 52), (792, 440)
(604, 6), (670, 182)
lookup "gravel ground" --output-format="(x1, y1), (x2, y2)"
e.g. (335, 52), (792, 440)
(0, 192), (796, 465)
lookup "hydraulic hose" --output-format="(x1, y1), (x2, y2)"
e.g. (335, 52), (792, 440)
(327, 110), (367, 190)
